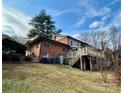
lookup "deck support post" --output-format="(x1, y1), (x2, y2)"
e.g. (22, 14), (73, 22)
(80, 55), (83, 70)
(83, 57), (86, 70)
(90, 56), (93, 71)
(96, 58), (99, 70)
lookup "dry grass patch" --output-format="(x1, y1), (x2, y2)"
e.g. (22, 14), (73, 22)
(3, 63), (120, 93)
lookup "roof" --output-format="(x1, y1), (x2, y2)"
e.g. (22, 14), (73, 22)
(55, 35), (92, 47)
(27, 36), (70, 47)
(2, 34), (27, 55)
(2, 34), (26, 47)
(2, 34), (16, 42)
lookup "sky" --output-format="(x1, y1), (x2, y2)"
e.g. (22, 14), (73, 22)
(2, 0), (121, 38)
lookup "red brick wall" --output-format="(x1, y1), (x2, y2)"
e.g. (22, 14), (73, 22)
(29, 40), (69, 61)
(40, 40), (69, 58)
(29, 43), (41, 60)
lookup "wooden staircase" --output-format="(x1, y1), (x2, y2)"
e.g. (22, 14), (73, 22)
(65, 47), (105, 67)
(69, 53), (80, 66)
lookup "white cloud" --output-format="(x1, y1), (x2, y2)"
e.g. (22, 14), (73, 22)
(46, 9), (74, 17)
(109, 0), (120, 6)
(102, 15), (110, 21)
(111, 12), (121, 28)
(75, 1), (111, 18)
(2, 7), (32, 37)
(94, 13), (120, 32)
(89, 21), (100, 29)
(73, 18), (85, 28)
(86, 6), (111, 17)
(89, 14), (111, 29)
(72, 33), (80, 39)
(99, 11), (121, 30)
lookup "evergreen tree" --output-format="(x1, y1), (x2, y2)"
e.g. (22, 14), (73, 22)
(28, 9), (62, 38)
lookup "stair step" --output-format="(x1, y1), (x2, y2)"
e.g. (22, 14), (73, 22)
(69, 54), (80, 67)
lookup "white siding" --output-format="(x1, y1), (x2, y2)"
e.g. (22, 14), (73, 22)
(69, 38), (81, 47)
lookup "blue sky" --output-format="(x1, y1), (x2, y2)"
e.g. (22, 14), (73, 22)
(2, 0), (121, 37)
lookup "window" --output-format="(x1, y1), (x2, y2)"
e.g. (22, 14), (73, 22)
(70, 41), (72, 45)
(44, 42), (50, 48)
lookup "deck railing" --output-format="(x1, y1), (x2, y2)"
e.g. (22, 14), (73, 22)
(86, 47), (105, 58)
(65, 47), (105, 58)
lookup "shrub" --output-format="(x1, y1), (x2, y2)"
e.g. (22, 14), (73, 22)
(2, 54), (9, 61)
(9, 54), (20, 61)
(23, 56), (32, 61)
(2, 54), (20, 61)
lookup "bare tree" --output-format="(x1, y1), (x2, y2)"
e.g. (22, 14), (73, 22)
(79, 32), (92, 45)
(79, 30), (109, 49)
(108, 25), (121, 82)
(78, 25), (121, 83)
(98, 26), (121, 83)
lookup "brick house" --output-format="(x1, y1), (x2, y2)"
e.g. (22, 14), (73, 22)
(26, 34), (105, 71)
(26, 36), (69, 62)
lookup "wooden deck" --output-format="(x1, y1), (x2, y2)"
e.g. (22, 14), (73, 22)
(65, 47), (105, 68)
(65, 47), (105, 58)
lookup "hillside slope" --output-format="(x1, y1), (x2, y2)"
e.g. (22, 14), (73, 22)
(3, 63), (120, 93)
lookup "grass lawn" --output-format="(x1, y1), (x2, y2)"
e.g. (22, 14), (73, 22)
(2, 63), (120, 93)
